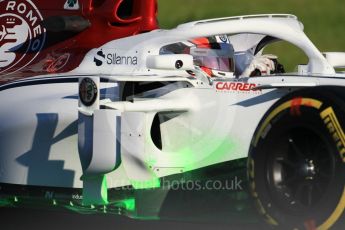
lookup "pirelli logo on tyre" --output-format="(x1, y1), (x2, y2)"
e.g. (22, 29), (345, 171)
(321, 107), (345, 163)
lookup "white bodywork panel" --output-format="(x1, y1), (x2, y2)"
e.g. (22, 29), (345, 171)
(1, 14), (345, 191)
(1, 74), (345, 189)
(89, 109), (120, 174)
(0, 82), (81, 187)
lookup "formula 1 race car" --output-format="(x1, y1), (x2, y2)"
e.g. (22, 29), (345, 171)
(1, 0), (345, 229)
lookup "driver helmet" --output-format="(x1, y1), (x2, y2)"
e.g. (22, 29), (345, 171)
(189, 35), (235, 78)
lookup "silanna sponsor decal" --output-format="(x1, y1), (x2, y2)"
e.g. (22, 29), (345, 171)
(93, 49), (138, 67)
(0, 0), (46, 74)
(215, 81), (261, 93)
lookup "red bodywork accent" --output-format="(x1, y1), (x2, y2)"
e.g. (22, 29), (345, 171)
(0, 0), (158, 84)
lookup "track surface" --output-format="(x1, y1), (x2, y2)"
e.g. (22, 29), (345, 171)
(0, 207), (260, 230)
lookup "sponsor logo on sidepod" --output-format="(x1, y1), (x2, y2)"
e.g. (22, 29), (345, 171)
(215, 82), (259, 92)
(93, 49), (138, 67)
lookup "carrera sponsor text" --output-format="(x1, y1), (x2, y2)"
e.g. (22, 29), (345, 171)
(215, 82), (258, 92)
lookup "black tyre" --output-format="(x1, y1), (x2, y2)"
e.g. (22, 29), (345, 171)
(248, 88), (345, 230)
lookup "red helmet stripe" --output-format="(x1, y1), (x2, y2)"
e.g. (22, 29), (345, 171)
(191, 37), (211, 48)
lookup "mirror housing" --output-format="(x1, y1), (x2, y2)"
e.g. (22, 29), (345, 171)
(323, 52), (345, 68)
(147, 54), (194, 71)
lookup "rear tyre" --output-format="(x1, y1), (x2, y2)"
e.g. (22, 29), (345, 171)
(248, 89), (345, 230)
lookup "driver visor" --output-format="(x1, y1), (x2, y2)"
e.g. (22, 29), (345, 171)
(194, 56), (234, 72)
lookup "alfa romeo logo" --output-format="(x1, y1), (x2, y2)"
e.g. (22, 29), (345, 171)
(0, 0), (46, 75)
(79, 78), (98, 107)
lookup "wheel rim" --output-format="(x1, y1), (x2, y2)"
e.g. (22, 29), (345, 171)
(266, 126), (336, 213)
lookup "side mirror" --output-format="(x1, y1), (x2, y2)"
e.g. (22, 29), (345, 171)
(146, 54), (194, 71)
(323, 52), (345, 68)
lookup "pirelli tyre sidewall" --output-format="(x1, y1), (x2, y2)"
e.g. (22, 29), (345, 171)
(248, 89), (345, 230)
